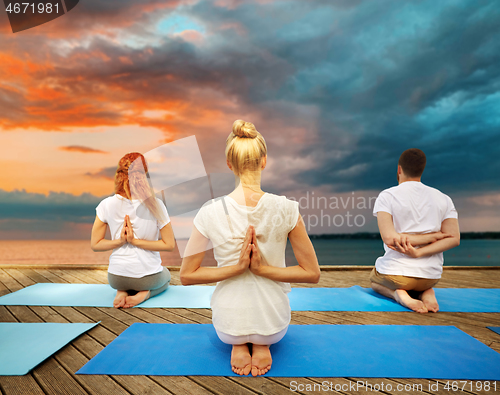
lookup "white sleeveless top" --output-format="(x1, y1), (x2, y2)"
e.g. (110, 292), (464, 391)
(193, 193), (300, 336)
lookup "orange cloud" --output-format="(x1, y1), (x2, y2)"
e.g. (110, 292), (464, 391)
(59, 146), (108, 154)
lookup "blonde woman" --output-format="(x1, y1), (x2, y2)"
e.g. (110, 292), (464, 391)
(91, 152), (176, 308)
(180, 121), (320, 377)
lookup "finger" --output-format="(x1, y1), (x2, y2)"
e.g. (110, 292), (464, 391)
(252, 231), (258, 250)
(243, 226), (252, 246)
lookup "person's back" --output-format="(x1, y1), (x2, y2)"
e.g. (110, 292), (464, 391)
(180, 119), (320, 377)
(97, 193), (169, 277)
(370, 148), (460, 313)
(194, 192), (299, 336)
(91, 152), (176, 308)
(374, 181), (457, 279)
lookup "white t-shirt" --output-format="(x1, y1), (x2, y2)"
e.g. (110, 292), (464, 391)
(373, 181), (458, 279)
(96, 194), (170, 278)
(193, 192), (300, 336)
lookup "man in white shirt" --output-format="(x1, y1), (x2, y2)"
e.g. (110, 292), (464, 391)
(370, 148), (460, 313)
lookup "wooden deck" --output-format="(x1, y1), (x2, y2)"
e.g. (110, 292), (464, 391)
(0, 266), (499, 395)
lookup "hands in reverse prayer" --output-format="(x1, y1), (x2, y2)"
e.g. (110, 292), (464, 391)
(119, 215), (136, 246)
(237, 225), (268, 276)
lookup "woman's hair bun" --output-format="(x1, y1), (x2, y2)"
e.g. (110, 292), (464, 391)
(232, 119), (258, 138)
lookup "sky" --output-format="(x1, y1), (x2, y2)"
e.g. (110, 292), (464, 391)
(0, 0), (499, 239)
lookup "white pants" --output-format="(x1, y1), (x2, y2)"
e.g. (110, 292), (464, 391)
(216, 326), (288, 345)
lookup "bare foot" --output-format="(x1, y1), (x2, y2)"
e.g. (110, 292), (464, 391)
(251, 344), (272, 376)
(420, 288), (439, 312)
(394, 289), (428, 313)
(123, 290), (150, 308)
(113, 290), (128, 308)
(231, 344), (251, 375)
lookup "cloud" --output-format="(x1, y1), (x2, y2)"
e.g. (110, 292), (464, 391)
(85, 167), (116, 180)
(59, 145), (108, 153)
(0, 189), (104, 223)
(1, 0), (499, 232)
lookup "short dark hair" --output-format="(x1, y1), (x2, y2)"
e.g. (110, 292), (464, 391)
(398, 148), (426, 178)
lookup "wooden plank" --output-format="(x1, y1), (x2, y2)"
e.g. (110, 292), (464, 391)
(0, 376), (45, 395)
(189, 376), (258, 395)
(55, 344), (130, 395)
(144, 308), (199, 324)
(32, 268), (70, 283)
(0, 269), (23, 292)
(150, 377), (213, 395)
(50, 269), (87, 284)
(5, 305), (42, 323)
(18, 268), (52, 284)
(109, 376), (171, 395)
(0, 279), (11, 297)
(3, 269), (36, 288)
(73, 269), (108, 284)
(74, 307), (130, 336)
(0, 306), (17, 322)
(32, 357), (89, 395)
(95, 307), (147, 327)
(122, 307), (172, 324)
(67, 270), (106, 285)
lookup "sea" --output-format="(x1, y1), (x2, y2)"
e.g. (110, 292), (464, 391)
(0, 239), (498, 267)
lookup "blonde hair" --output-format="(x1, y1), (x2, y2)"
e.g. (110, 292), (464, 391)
(225, 120), (267, 175)
(114, 152), (166, 223)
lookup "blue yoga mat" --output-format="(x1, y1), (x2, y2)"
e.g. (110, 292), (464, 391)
(289, 286), (500, 312)
(1, 284), (499, 312)
(0, 283), (214, 308)
(77, 323), (500, 379)
(0, 322), (98, 375)
(488, 327), (500, 336)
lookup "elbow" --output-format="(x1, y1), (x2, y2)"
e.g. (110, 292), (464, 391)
(310, 268), (321, 284)
(162, 238), (176, 252)
(381, 234), (395, 246)
(179, 274), (189, 286)
(164, 241), (176, 252)
(179, 270), (192, 286)
(454, 236), (460, 247)
(90, 242), (98, 252)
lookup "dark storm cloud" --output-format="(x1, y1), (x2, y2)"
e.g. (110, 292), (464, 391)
(170, 0), (500, 196)
(2, 0), (499, 203)
(0, 189), (104, 223)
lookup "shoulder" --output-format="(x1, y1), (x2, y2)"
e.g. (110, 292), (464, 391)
(379, 185), (400, 195)
(375, 186), (397, 201)
(154, 197), (167, 209)
(421, 183), (453, 200)
(264, 192), (299, 212)
(196, 197), (225, 216)
(97, 195), (116, 206)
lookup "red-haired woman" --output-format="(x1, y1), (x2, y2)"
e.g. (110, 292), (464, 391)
(91, 152), (175, 308)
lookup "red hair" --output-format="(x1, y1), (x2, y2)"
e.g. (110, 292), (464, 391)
(114, 152), (166, 222)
